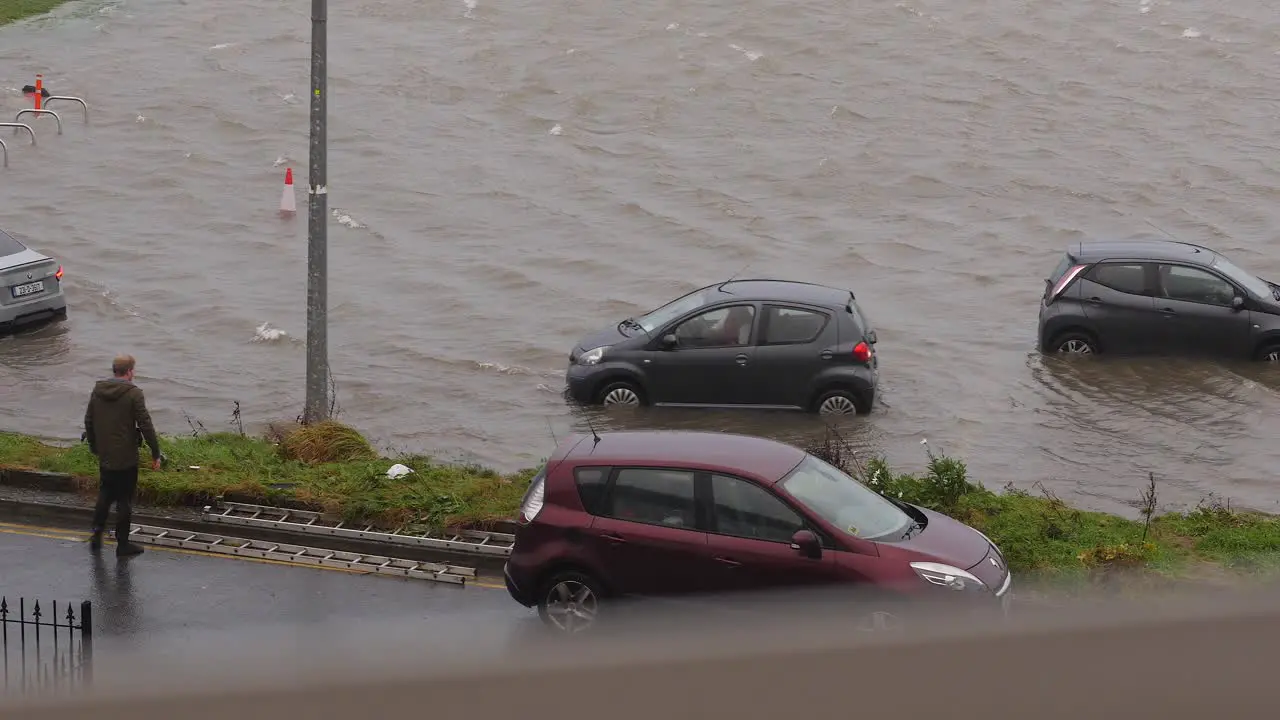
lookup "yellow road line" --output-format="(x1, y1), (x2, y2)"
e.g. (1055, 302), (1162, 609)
(0, 521), (504, 589)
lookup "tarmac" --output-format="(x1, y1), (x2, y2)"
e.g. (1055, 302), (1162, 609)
(0, 520), (528, 660)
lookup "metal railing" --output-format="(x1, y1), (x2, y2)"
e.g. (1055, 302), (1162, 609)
(14, 109), (61, 136)
(0, 123), (36, 146)
(42, 96), (89, 124)
(0, 597), (93, 697)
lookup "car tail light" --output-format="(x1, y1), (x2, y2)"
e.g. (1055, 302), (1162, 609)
(54, 266), (63, 281)
(520, 473), (546, 523)
(853, 341), (872, 363)
(1046, 264), (1087, 303)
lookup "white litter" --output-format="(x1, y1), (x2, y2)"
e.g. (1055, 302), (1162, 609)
(386, 463), (414, 479)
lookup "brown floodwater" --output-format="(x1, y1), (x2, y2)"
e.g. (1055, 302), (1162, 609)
(2, 0), (1279, 516)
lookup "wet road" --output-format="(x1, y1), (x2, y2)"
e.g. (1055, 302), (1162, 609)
(0, 521), (524, 660)
(2, 1), (1280, 516)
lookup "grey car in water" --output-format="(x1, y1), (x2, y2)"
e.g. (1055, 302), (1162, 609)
(0, 227), (67, 332)
(564, 279), (880, 415)
(1039, 237), (1280, 362)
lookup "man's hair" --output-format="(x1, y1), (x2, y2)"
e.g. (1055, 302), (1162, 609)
(112, 354), (136, 377)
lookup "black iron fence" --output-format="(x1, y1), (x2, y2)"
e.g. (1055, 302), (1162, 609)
(0, 597), (93, 696)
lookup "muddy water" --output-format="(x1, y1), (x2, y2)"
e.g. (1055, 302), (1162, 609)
(2, 0), (1279, 516)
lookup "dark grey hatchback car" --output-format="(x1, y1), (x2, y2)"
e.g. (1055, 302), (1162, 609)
(565, 279), (880, 415)
(1039, 238), (1280, 361)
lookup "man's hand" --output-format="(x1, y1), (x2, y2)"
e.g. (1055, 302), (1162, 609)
(151, 457), (162, 471)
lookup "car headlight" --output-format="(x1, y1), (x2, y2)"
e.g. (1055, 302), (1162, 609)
(577, 346), (606, 365)
(910, 562), (988, 592)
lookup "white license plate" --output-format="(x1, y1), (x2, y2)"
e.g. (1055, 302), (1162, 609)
(12, 281), (44, 298)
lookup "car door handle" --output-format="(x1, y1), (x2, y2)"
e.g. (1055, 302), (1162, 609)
(735, 354), (749, 365)
(820, 350), (833, 360)
(600, 533), (628, 544)
(1086, 296), (1102, 304)
(714, 556), (742, 567)
(1159, 307), (1176, 315)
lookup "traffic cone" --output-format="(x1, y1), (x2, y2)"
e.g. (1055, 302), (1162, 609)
(279, 167), (296, 216)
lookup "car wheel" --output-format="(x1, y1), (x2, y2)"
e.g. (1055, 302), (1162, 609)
(815, 388), (865, 416)
(1256, 343), (1280, 363)
(597, 380), (644, 408)
(536, 571), (604, 634)
(1051, 331), (1098, 356)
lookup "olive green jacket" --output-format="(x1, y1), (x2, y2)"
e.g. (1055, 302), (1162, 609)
(84, 379), (161, 471)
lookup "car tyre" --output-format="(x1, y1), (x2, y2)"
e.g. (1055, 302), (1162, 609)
(596, 380), (645, 408)
(1049, 330), (1098, 356)
(536, 570), (604, 634)
(814, 388), (867, 416)
(1256, 343), (1280, 363)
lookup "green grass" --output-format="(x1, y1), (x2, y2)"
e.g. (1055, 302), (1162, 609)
(0, 0), (74, 26)
(3, 423), (1278, 583)
(807, 429), (1280, 584)
(0, 427), (537, 530)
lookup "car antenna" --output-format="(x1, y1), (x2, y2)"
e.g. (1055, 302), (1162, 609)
(581, 409), (602, 446)
(716, 262), (751, 293)
(544, 416), (559, 445)
(1144, 219), (1204, 253)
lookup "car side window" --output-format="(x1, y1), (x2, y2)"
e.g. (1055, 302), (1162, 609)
(574, 467), (610, 516)
(1158, 264), (1237, 307)
(1085, 262), (1149, 296)
(710, 474), (806, 543)
(606, 468), (698, 529)
(761, 306), (829, 345)
(671, 305), (755, 348)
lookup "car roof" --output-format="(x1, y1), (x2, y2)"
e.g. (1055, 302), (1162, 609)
(1072, 237), (1220, 265)
(563, 430), (808, 484)
(698, 278), (854, 307)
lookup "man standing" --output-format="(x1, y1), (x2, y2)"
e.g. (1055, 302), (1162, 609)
(84, 354), (161, 558)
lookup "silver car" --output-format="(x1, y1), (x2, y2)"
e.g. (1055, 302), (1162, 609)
(1, 227), (67, 331)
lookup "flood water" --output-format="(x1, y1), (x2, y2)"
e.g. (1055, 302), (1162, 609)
(2, 0), (1279, 517)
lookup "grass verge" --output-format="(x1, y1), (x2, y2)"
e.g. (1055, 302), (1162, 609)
(1, 0), (72, 26)
(805, 428), (1280, 587)
(2, 420), (1278, 585)
(0, 422), (535, 530)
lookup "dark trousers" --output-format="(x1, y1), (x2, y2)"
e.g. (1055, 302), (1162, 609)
(91, 465), (138, 542)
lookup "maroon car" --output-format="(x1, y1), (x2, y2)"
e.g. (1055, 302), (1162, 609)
(504, 430), (1012, 633)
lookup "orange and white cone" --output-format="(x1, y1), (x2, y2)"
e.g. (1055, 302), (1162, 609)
(279, 167), (296, 216)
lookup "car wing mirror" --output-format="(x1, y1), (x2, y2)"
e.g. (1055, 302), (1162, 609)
(790, 529), (821, 559)
(660, 334), (679, 349)
(1232, 296), (1245, 311)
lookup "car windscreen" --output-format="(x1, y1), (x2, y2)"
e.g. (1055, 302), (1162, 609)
(778, 454), (912, 541)
(0, 229), (27, 257)
(636, 287), (713, 333)
(1213, 255), (1275, 301)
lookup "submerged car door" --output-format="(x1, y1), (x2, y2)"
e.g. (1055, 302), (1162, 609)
(1076, 261), (1162, 353)
(749, 304), (835, 408)
(700, 473), (837, 594)
(1153, 263), (1254, 359)
(584, 467), (716, 597)
(646, 303), (760, 405)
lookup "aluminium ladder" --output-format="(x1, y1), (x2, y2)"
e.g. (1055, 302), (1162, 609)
(126, 525), (476, 585)
(200, 501), (516, 558)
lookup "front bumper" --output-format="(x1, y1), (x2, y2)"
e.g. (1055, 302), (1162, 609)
(564, 363), (600, 404)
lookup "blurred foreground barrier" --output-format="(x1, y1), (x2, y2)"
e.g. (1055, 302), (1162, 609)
(3, 584), (1278, 719)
